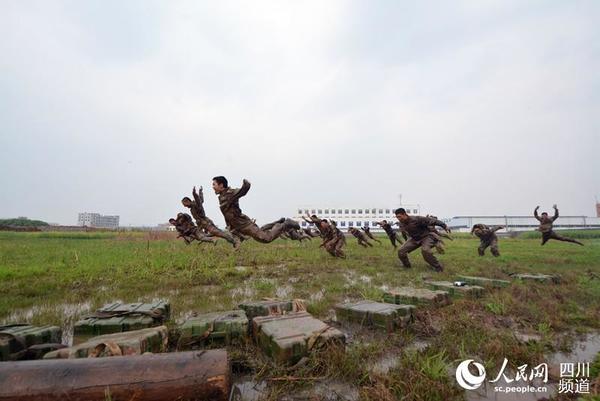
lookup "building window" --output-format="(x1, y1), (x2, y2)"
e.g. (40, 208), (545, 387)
(302, 222), (307, 227)
(364, 221), (369, 227)
(371, 208), (376, 214)
(340, 221), (346, 227)
(351, 209), (356, 214)
(311, 209), (315, 214)
(413, 209), (418, 214)
(318, 209), (322, 214)
(373, 221), (377, 226)
(345, 209), (349, 214)
(349, 221), (354, 227)
(358, 209), (362, 214)
(357, 221), (362, 226)
(385, 209), (390, 214)
(379, 209), (383, 214)
(337, 209), (342, 214)
(305, 209), (309, 214)
(298, 209), (302, 215)
(324, 209), (329, 214)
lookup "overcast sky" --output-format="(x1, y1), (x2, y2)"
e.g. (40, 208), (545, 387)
(1, 0), (598, 226)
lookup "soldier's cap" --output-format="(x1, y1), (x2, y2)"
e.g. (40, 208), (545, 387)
(395, 208), (406, 215)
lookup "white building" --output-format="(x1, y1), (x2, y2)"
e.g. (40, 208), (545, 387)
(293, 205), (421, 232)
(447, 215), (600, 233)
(77, 212), (120, 229)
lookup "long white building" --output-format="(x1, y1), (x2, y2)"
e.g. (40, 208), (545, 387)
(77, 212), (120, 229)
(293, 205), (420, 231)
(446, 215), (600, 233)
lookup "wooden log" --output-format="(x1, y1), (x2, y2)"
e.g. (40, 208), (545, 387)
(0, 350), (229, 401)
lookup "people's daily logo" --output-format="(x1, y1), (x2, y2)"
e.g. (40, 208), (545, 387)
(455, 359), (486, 390)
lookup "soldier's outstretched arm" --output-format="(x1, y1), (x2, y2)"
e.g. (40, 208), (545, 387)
(424, 216), (448, 232)
(552, 205), (559, 221)
(492, 225), (505, 232)
(534, 206), (541, 221)
(228, 179), (251, 203)
(193, 186), (204, 205)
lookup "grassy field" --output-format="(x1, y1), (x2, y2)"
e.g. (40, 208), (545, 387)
(1, 230), (599, 400)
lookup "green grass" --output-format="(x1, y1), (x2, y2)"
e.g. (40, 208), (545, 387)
(1, 231), (599, 399)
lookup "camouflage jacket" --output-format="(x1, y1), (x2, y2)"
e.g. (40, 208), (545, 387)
(399, 216), (447, 241)
(534, 208), (558, 233)
(218, 180), (254, 231)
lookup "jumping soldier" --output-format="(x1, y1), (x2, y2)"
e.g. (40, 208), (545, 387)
(349, 227), (373, 247)
(169, 213), (216, 245)
(471, 224), (504, 256)
(361, 225), (381, 243)
(181, 186), (240, 248)
(395, 208), (449, 272)
(376, 220), (403, 248)
(212, 176), (300, 243)
(534, 205), (584, 246)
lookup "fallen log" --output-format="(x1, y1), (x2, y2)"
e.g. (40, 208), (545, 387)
(0, 350), (229, 401)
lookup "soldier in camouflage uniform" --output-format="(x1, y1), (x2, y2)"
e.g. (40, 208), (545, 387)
(324, 220), (346, 258)
(395, 208), (449, 272)
(260, 219), (311, 242)
(471, 224), (504, 256)
(534, 205), (584, 246)
(361, 226), (381, 243)
(169, 213), (216, 245)
(212, 176), (300, 243)
(303, 227), (321, 238)
(181, 186), (240, 248)
(349, 227), (373, 247)
(376, 220), (403, 248)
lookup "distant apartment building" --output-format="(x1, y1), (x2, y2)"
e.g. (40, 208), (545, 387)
(77, 212), (120, 229)
(293, 205), (421, 231)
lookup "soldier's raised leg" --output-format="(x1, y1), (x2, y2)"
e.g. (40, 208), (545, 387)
(549, 231), (584, 246)
(242, 219), (299, 243)
(205, 224), (240, 248)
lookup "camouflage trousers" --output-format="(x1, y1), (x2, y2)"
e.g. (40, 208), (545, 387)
(478, 238), (499, 257)
(397, 235), (443, 271)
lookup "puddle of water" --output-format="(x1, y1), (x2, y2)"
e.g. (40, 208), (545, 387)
(513, 332), (542, 344)
(1, 301), (92, 346)
(343, 272), (357, 288)
(371, 340), (432, 375)
(405, 339), (431, 353)
(229, 376), (267, 401)
(230, 286), (257, 301)
(310, 289), (325, 302)
(276, 285), (294, 299)
(548, 333), (600, 365)
(372, 353), (399, 375)
(279, 380), (359, 401)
